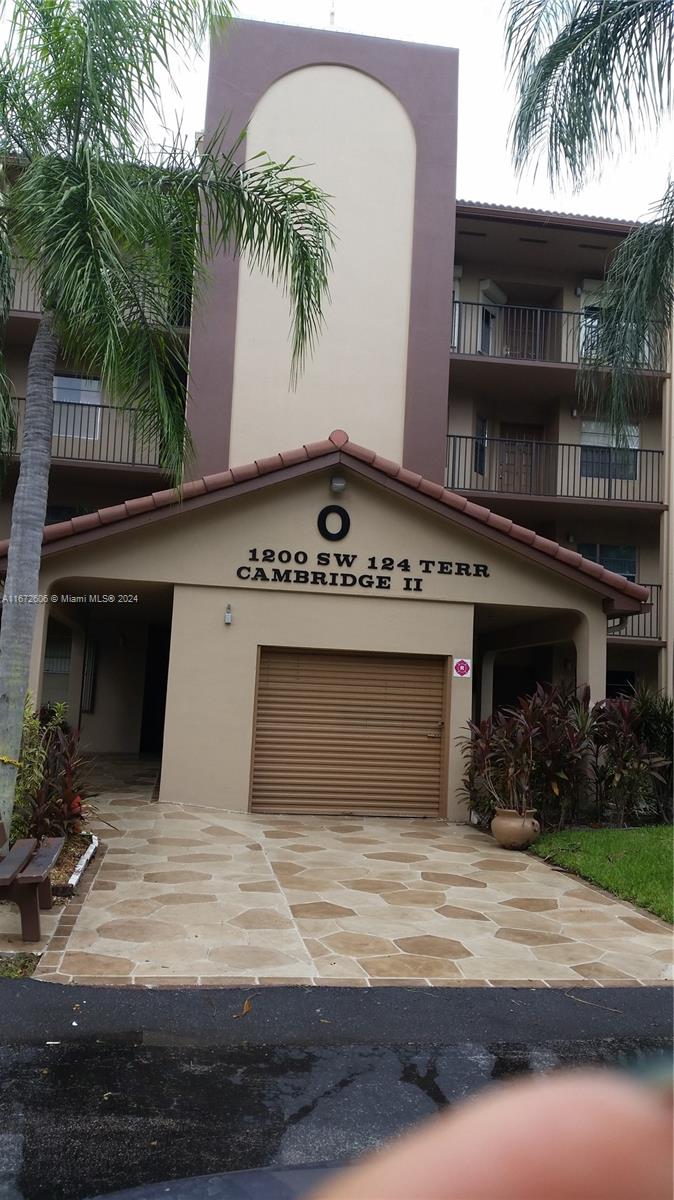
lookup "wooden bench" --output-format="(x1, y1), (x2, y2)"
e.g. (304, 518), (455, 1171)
(0, 823), (65, 942)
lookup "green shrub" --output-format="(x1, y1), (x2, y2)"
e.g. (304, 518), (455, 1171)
(460, 684), (671, 831)
(10, 699), (91, 843)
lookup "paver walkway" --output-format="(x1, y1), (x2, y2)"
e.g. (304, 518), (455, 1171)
(23, 762), (672, 988)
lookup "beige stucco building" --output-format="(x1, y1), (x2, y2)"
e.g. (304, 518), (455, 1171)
(7, 431), (646, 820)
(0, 18), (669, 820)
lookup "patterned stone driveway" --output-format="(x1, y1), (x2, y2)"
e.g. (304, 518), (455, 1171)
(31, 769), (673, 988)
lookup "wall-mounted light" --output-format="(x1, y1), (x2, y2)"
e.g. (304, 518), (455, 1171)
(570, 408), (578, 418)
(330, 473), (347, 495)
(224, 604), (233, 626)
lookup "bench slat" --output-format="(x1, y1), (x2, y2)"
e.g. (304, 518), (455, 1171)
(0, 839), (37, 884)
(17, 837), (65, 884)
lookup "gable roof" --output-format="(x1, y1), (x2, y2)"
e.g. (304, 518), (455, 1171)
(0, 429), (648, 614)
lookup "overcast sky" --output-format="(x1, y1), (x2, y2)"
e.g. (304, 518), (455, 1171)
(165, 0), (673, 222)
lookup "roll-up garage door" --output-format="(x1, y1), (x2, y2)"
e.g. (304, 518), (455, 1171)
(250, 648), (447, 816)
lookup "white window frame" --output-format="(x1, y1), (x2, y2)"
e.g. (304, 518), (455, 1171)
(53, 376), (102, 441)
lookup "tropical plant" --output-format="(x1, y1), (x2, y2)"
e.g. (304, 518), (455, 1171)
(10, 697), (89, 840)
(630, 683), (674, 820)
(458, 707), (538, 820)
(505, 0), (674, 437)
(593, 695), (670, 826)
(0, 0), (334, 840)
(460, 683), (670, 830)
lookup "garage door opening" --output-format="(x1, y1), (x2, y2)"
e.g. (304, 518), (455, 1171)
(250, 648), (449, 817)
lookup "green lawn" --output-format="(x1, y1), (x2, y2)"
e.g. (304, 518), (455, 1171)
(530, 826), (673, 923)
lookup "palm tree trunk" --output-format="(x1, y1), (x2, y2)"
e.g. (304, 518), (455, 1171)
(0, 316), (58, 843)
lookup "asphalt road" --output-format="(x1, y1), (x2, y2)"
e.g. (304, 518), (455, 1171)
(0, 982), (671, 1200)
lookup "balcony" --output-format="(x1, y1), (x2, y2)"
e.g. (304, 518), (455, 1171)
(608, 584), (661, 641)
(9, 258), (191, 328)
(13, 399), (162, 468)
(446, 435), (663, 505)
(451, 300), (665, 370)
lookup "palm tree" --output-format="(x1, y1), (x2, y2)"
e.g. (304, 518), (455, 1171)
(0, 0), (333, 838)
(505, 0), (673, 434)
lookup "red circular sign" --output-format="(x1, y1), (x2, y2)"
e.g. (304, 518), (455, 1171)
(454, 659), (470, 677)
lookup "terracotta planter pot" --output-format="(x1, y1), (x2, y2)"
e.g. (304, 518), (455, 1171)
(490, 809), (540, 851)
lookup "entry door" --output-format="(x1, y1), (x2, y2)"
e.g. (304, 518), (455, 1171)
(250, 649), (447, 816)
(498, 424), (544, 493)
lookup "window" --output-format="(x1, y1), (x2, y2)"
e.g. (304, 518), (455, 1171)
(577, 543), (637, 582)
(474, 416), (488, 475)
(44, 635), (71, 675)
(580, 420), (639, 480)
(81, 640), (98, 714)
(53, 376), (101, 440)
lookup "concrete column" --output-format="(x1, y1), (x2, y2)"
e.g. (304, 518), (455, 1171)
(573, 612), (607, 702)
(445, 606), (475, 822)
(479, 650), (496, 720)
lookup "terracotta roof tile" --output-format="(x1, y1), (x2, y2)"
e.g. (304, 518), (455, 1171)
(485, 512), (512, 534)
(125, 496), (156, 517)
(255, 454), (284, 476)
(457, 199), (637, 229)
(372, 454), (400, 478)
(203, 470), (233, 492)
(507, 524), (537, 546)
(0, 429), (649, 607)
(43, 521), (73, 542)
(279, 446), (308, 467)
(99, 504), (129, 526)
(396, 467), (423, 489)
(342, 441), (376, 465)
(418, 478), (445, 500)
(229, 462), (258, 484)
(151, 487), (179, 508)
(70, 511), (103, 534)
(556, 546), (583, 567)
(303, 438), (335, 458)
(463, 500), (491, 522)
(532, 534), (560, 557)
(440, 489), (468, 512)
(600, 568), (629, 593)
(180, 479), (207, 500)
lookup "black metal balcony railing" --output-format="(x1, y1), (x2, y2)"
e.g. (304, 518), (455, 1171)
(13, 399), (162, 467)
(10, 258), (191, 327)
(451, 300), (665, 369)
(447, 435), (663, 504)
(608, 584), (661, 640)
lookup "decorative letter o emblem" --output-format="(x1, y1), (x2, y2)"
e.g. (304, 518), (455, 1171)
(317, 505), (350, 542)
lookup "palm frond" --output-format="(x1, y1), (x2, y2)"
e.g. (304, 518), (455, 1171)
(3, 0), (235, 156)
(158, 130), (334, 382)
(11, 149), (191, 480)
(505, 0), (674, 186)
(578, 180), (674, 436)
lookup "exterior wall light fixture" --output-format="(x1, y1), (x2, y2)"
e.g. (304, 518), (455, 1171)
(225, 604), (233, 625)
(330, 473), (347, 494)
